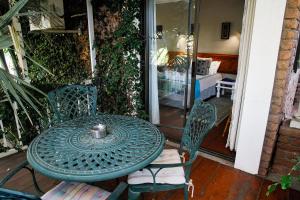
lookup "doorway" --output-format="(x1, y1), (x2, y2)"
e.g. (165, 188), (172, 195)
(147, 0), (245, 161)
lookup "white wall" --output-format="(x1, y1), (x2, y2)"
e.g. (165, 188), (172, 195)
(197, 0), (244, 55)
(156, 0), (244, 54)
(234, 0), (287, 174)
(156, 1), (190, 52)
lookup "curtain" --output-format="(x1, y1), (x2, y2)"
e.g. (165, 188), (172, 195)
(148, 0), (160, 124)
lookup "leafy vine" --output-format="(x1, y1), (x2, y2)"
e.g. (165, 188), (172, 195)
(94, 0), (146, 117)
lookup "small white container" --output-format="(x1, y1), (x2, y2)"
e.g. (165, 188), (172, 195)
(91, 124), (107, 139)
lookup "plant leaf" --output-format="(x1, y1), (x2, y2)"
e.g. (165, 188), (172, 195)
(25, 55), (54, 75)
(0, 34), (13, 49)
(292, 164), (300, 171)
(0, 68), (45, 123)
(266, 183), (279, 196)
(0, 0), (29, 29)
(281, 175), (292, 190)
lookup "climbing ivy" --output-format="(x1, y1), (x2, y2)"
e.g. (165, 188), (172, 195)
(94, 0), (146, 117)
(25, 33), (89, 87)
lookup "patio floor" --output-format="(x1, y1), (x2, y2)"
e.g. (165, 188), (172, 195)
(0, 151), (299, 200)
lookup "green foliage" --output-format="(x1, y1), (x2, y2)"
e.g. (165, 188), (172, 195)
(267, 156), (300, 196)
(25, 33), (88, 86)
(95, 0), (146, 117)
(0, 0), (46, 124)
(0, 0), (28, 30)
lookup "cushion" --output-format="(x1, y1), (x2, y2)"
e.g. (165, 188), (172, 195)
(128, 149), (186, 185)
(42, 182), (110, 200)
(196, 58), (212, 75)
(209, 61), (221, 75)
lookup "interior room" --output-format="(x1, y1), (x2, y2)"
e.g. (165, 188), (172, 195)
(155, 0), (245, 160)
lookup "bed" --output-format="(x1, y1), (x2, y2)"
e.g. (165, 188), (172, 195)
(158, 70), (222, 108)
(158, 53), (238, 108)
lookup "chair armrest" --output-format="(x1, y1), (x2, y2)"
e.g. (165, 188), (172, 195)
(107, 182), (127, 200)
(0, 160), (29, 186)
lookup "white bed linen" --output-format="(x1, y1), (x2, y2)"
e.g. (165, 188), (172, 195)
(185, 73), (223, 107)
(196, 73), (223, 92)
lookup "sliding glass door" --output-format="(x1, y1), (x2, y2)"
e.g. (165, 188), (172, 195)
(148, 0), (195, 142)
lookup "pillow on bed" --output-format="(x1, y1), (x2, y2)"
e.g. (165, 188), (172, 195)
(196, 58), (212, 75)
(209, 61), (221, 75)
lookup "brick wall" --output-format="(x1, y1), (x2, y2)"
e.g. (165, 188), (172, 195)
(258, 0), (300, 176)
(271, 121), (300, 176)
(295, 81), (300, 105)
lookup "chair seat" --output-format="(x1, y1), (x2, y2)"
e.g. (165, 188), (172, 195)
(128, 149), (186, 185)
(42, 181), (110, 200)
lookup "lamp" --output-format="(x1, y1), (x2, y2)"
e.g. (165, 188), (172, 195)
(221, 22), (231, 39)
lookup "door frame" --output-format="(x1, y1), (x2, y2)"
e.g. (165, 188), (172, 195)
(233, 0), (286, 174)
(145, 0), (287, 175)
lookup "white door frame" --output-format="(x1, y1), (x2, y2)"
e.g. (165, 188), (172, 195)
(86, 0), (96, 76)
(233, 0), (287, 174)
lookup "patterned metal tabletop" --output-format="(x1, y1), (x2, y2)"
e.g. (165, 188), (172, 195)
(27, 114), (165, 182)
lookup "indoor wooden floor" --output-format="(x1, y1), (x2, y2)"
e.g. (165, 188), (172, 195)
(159, 105), (236, 159)
(1, 152), (300, 200)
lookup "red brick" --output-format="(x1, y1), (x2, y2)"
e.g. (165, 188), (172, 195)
(281, 39), (297, 50)
(278, 135), (290, 143)
(284, 19), (299, 29)
(285, 7), (300, 19)
(270, 104), (283, 114)
(259, 160), (270, 169)
(264, 129), (277, 138)
(266, 122), (280, 132)
(275, 148), (299, 160)
(258, 167), (268, 176)
(277, 60), (291, 70)
(272, 87), (285, 97)
(273, 157), (296, 167)
(277, 142), (300, 152)
(287, 0), (300, 8)
(271, 96), (284, 106)
(273, 79), (286, 89)
(280, 124), (300, 138)
(279, 50), (294, 60)
(271, 164), (291, 175)
(282, 30), (299, 39)
(278, 135), (300, 146)
(263, 144), (275, 154)
(277, 69), (290, 80)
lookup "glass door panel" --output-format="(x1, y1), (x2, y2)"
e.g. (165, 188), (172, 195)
(154, 0), (195, 142)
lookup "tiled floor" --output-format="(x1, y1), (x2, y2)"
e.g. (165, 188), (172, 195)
(1, 152), (299, 200)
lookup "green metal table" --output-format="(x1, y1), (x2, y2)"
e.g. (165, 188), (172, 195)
(27, 114), (165, 182)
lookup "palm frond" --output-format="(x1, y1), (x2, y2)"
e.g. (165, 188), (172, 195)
(0, 0), (29, 30)
(0, 68), (46, 123)
(0, 34), (13, 49)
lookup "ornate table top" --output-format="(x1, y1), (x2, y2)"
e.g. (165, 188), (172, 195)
(27, 114), (165, 182)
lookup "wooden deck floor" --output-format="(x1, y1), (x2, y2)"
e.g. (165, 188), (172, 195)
(0, 152), (299, 200)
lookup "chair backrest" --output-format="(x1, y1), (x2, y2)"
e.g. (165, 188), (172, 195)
(0, 188), (40, 200)
(48, 85), (97, 123)
(180, 100), (216, 159)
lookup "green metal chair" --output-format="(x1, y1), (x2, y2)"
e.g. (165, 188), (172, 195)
(47, 85), (97, 123)
(127, 100), (216, 200)
(0, 160), (127, 200)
